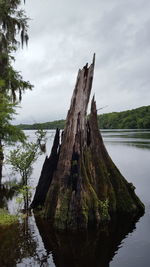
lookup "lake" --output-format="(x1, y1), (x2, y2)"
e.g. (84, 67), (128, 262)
(0, 129), (150, 266)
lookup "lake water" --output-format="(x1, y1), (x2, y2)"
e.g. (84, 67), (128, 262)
(0, 129), (150, 267)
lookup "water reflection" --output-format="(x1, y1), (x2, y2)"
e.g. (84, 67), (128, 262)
(101, 129), (150, 150)
(0, 213), (144, 266)
(0, 217), (37, 267)
(34, 215), (140, 267)
(105, 141), (150, 150)
(0, 185), (17, 210)
(0, 129), (149, 266)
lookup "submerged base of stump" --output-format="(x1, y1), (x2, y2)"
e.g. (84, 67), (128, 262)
(31, 56), (145, 231)
(35, 214), (140, 266)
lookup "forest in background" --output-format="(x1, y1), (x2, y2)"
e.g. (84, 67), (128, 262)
(17, 105), (150, 130)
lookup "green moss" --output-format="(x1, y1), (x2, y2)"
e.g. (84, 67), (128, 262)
(72, 173), (78, 178)
(108, 163), (138, 214)
(81, 148), (111, 225)
(0, 209), (18, 225)
(108, 187), (116, 212)
(116, 189), (137, 214)
(81, 191), (91, 225)
(83, 148), (94, 184)
(33, 206), (45, 217)
(72, 160), (78, 166)
(99, 199), (110, 220)
(54, 188), (72, 229)
(44, 182), (59, 219)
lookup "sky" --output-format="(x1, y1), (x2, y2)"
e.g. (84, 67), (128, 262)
(14, 0), (150, 124)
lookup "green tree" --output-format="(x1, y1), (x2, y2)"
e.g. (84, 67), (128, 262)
(0, 94), (25, 183)
(8, 129), (47, 211)
(0, 0), (33, 181)
(98, 106), (150, 129)
(0, 0), (33, 100)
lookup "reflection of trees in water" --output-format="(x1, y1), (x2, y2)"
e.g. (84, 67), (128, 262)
(0, 186), (50, 266)
(0, 217), (36, 266)
(0, 184), (143, 266)
(0, 185), (17, 209)
(0, 181), (33, 212)
(0, 216), (50, 266)
(103, 130), (150, 150)
(0, 212), (142, 266)
(106, 141), (150, 150)
(35, 215), (140, 267)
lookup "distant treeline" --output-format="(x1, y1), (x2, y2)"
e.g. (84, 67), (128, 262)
(17, 105), (150, 130)
(98, 105), (150, 129)
(17, 120), (65, 130)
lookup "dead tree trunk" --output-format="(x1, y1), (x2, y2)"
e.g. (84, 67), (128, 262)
(32, 55), (144, 230)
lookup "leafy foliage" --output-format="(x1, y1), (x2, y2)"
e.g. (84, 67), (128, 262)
(98, 105), (150, 129)
(8, 143), (39, 181)
(0, 209), (18, 225)
(16, 185), (32, 211)
(0, 0), (28, 48)
(0, 94), (25, 143)
(0, 94), (26, 183)
(7, 129), (47, 183)
(0, 0), (33, 101)
(7, 129), (47, 210)
(0, 0), (32, 181)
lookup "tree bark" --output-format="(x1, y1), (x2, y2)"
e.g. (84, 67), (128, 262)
(32, 55), (144, 230)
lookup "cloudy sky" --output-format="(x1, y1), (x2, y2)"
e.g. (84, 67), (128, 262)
(14, 0), (150, 124)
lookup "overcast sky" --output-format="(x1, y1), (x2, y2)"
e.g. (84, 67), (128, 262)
(14, 0), (150, 124)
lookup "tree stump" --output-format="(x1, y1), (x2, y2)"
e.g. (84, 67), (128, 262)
(32, 55), (144, 230)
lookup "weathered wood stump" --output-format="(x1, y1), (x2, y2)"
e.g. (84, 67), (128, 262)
(31, 55), (144, 230)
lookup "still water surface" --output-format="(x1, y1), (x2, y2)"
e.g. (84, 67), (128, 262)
(0, 129), (150, 267)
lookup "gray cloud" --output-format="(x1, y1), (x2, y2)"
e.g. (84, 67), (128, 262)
(14, 0), (150, 123)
